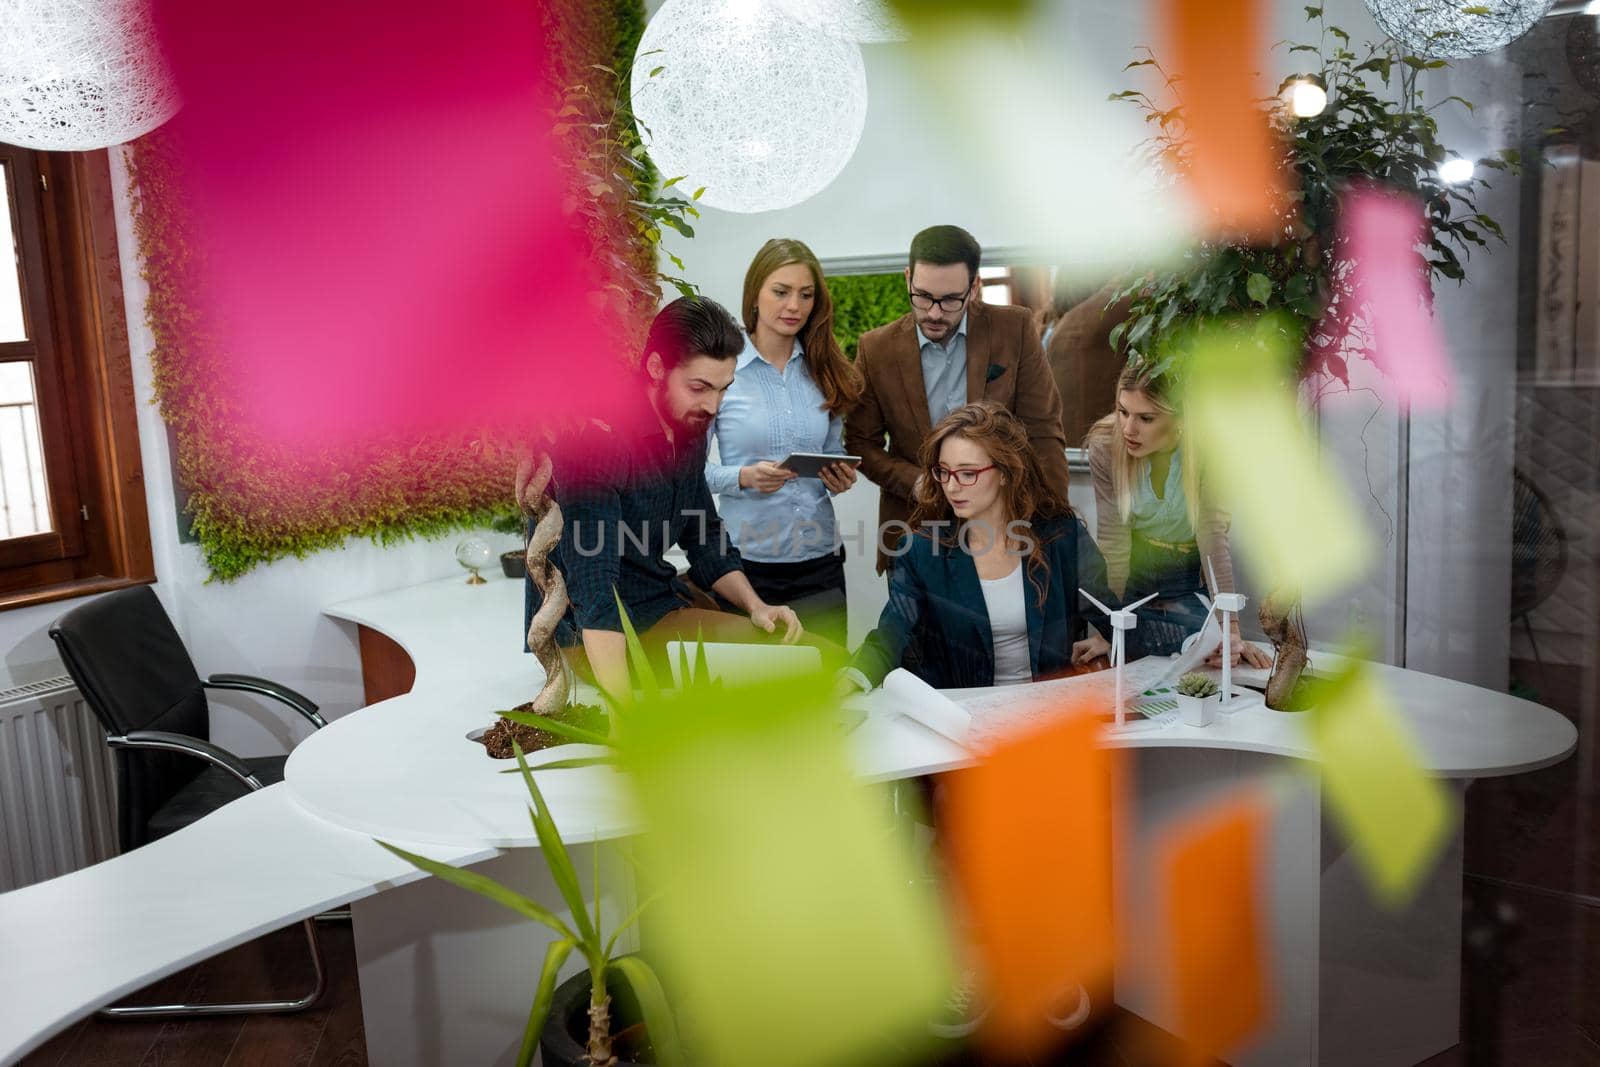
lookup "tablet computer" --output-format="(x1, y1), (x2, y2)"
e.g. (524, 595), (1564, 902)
(777, 453), (862, 478)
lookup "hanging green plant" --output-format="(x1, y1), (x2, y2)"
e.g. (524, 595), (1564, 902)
(1107, 5), (1519, 385)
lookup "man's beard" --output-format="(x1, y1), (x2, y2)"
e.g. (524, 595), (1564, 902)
(674, 407), (713, 433)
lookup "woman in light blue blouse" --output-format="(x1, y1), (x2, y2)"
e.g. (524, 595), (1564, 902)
(706, 238), (864, 646)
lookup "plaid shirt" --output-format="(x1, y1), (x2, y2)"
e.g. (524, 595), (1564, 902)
(528, 413), (743, 646)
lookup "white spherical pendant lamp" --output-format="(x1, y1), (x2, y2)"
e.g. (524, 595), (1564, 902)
(0, 0), (179, 151)
(1363, 0), (1557, 59)
(630, 0), (868, 214)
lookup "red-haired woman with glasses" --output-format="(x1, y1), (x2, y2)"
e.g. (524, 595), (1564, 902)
(842, 402), (1118, 692)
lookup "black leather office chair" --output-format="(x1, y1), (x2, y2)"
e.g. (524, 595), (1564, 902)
(49, 584), (329, 1018)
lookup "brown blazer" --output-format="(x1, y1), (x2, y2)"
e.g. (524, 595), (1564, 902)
(1047, 284), (1134, 447)
(845, 300), (1070, 573)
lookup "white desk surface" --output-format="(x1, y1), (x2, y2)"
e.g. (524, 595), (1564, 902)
(2, 571), (1576, 1062)
(0, 785), (491, 1063)
(307, 573), (1577, 847)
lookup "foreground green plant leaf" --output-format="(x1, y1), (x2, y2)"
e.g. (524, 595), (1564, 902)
(620, 673), (953, 1066)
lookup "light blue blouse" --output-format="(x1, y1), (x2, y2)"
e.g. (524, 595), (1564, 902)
(704, 334), (844, 563)
(1131, 447), (1195, 544)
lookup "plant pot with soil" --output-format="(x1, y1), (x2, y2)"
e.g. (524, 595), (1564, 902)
(377, 746), (684, 1067)
(541, 954), (665, 1067)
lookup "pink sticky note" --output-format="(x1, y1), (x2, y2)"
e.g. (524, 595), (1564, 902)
(149, 0), (638, 457)
(1343, 184), (1454, 410)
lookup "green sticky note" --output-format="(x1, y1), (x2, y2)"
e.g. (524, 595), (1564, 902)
(1185, 317), (1372, 605)
(621, 674), (953, 1066)
(1304, 662), (1453, 907)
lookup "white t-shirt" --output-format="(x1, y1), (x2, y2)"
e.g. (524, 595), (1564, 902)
(978, 564), (1032, 686)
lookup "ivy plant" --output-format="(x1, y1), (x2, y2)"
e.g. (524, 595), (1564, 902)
(1106, 5), (1519, 385)
(553, 45), (701, 350)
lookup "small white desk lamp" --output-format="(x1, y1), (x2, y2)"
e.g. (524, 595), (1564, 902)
(1079, 589), (1159, 726)
(1192, 557), (1247, 707)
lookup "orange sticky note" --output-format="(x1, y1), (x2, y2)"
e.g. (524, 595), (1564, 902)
(1160, 790), (1270, 1061)
(1163, 0), (1289, 237)
(940, 700), (1121, 1056)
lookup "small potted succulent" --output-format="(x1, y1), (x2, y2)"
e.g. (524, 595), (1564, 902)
(1176, 672), (1222, 728)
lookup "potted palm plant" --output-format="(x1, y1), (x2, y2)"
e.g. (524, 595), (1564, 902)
(379, 742), (681, 1067)
(383, 613), (717, 1065)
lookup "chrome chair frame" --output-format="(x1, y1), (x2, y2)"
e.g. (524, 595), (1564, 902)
(93, 679), (331, 1019)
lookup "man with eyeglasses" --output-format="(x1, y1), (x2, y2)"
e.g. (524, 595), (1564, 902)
(845, 224), (1070, 574)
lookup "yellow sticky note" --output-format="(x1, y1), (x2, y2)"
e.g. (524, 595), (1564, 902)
(1184, 318), (1372, 605)
(1304, 662), (1453, 906)
(621, 674), (953, 1067)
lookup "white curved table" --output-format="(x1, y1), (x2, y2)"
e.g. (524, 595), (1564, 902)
(1, 569), (1576, 1067)
(301, 573), (1574, 1067)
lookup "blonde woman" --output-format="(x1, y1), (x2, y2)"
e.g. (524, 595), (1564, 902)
(705, 238), (863, 645)
(1084, 360), (1271, 667)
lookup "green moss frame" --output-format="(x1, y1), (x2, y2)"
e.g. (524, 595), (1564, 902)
(826, 272), (906, 361)
(131, 1), (646, 581)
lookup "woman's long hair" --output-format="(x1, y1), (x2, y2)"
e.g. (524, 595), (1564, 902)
(909, 401), (1072, 606)
(741, 238), (863, 415)
(1084, 359), (1201, 532)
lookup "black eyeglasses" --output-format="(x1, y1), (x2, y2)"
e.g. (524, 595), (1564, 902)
(930, 464), (995, 487)
(908, 288), (970, 313)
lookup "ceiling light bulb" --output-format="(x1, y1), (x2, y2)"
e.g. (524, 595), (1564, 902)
(1286, 79), (1328, 117)
(1438, 157), (1476, 184)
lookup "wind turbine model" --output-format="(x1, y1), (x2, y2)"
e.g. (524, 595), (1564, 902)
(1079, 589), (1159, 726)
(1192, 557), (1248, 708)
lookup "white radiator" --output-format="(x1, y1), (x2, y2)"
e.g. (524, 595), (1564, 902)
(0, 677), (118, 892)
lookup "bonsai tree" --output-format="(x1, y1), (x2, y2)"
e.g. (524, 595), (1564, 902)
(479, 42), (701, 750)
(519, 451), (574, 717)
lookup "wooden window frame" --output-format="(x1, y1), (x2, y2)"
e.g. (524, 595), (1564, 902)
(0, 146), (153, 609)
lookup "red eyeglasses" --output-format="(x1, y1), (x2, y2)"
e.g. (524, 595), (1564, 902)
(930, 464), (996, 487)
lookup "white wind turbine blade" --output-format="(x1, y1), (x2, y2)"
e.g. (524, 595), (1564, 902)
(1205, 555), (1221, 595)
(1125, 590), (1160, 612)
(1079, 587), (1114, 618)
(1194, 590), (1214, 613)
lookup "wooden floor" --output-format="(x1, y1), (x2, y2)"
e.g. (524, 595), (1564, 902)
(20, 921), (365, 1067)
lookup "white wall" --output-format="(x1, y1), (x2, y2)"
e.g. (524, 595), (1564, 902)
(1400, 54), (1524, 689)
